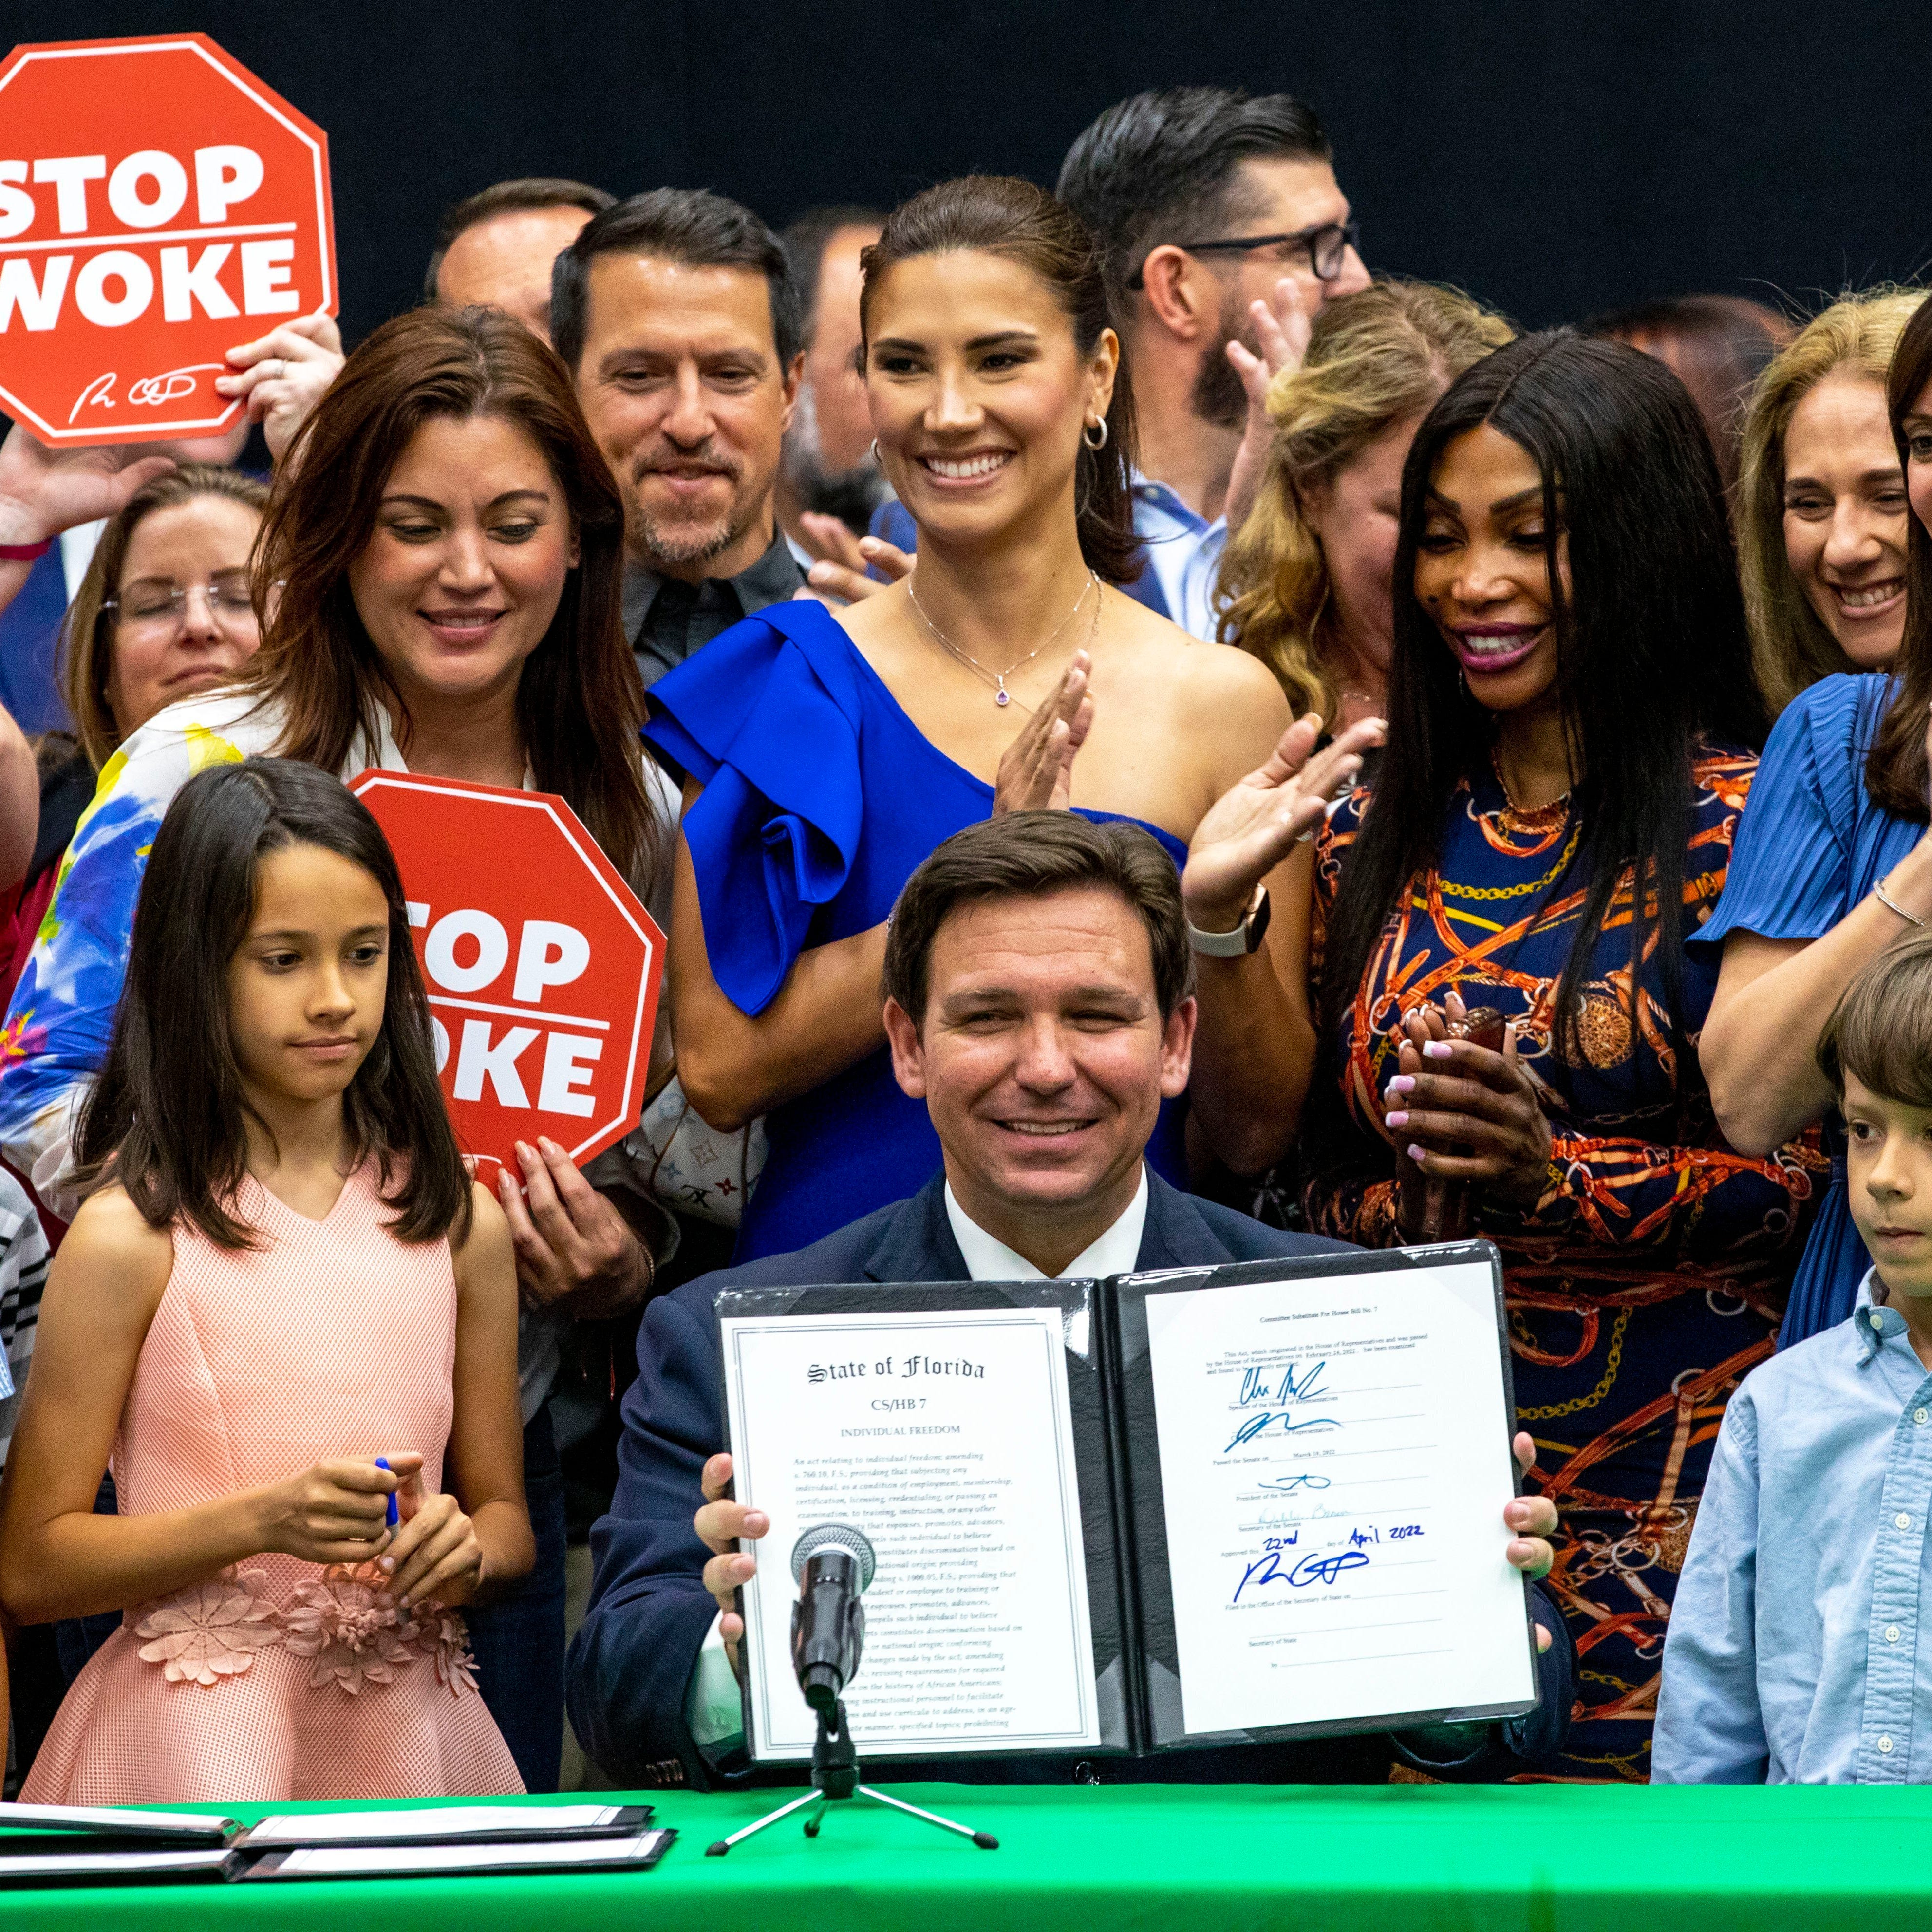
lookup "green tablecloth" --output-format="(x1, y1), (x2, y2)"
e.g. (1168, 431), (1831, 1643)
(0, 1782), (1917, 1930)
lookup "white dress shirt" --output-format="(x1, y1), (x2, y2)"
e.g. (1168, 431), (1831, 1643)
(688, 1169), (1152, 1748)
(942, 1169), (1149, 1283)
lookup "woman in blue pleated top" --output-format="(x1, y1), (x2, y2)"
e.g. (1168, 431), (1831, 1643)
(644, 177), (1380, 1261)
(1698, 289), (1932, 1343)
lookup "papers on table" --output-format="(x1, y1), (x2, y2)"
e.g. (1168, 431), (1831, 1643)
(0, 1801), (672, 1887)
(0, 1846), (236, 1885)
(0, 1804), (235, 1842)
(240, 1831), (674, 1880)
(236, 1803), (652, 1847)
(719, 1300), (1101, 1761)
(1135, 1253), (1537, 1738)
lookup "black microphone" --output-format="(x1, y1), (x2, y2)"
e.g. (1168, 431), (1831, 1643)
(789, 1522), (875, 1714)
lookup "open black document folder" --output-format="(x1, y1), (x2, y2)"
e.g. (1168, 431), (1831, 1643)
(716, 1240), (1541, 1765)
(0, 1805), (669, 1887)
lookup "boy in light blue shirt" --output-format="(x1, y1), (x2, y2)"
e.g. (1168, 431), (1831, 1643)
(1656, 934), (1932, 1782)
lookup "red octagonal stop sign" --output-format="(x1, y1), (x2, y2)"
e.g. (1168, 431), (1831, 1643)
(0, 33), (335, 445)
(350, 771), (665, 1184)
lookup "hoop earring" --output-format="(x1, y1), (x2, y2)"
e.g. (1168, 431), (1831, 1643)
(870, 439), (882, 466)
(1083, 417), (1109, 450)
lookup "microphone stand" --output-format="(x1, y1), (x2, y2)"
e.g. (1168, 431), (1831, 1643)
(704, 1698), (998, 1856)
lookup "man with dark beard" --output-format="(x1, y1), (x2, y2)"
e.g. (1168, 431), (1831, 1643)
(1057, 88), (1369, 639)
(553, 191), (807, 689)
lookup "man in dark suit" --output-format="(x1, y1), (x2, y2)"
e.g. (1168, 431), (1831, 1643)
(567, 813), (1573, 1788)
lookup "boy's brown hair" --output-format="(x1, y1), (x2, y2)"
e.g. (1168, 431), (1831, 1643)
(1817, 933), (1932, 1107)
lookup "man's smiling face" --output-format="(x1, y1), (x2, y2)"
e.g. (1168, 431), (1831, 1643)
(885, 883), (1194, 1230)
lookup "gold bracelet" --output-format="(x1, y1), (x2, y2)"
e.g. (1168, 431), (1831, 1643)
(1874, 875), (1928, 928)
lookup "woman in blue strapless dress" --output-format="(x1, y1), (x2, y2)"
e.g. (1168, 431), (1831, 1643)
(645, 177), (1381, 1261)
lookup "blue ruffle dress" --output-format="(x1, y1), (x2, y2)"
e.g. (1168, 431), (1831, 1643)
(1690, 673), (1923, 1344)
(644, 600), (1190, 1262)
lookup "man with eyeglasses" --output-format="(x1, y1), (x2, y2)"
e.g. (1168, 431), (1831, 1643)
(1056, 87), (1370, 640)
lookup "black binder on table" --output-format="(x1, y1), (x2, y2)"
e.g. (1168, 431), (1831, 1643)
(716, 1240), (1540, 1767)
(0, 1805), (671, 1888)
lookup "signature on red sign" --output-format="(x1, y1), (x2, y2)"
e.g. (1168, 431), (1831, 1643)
(69, 363), (229, 424)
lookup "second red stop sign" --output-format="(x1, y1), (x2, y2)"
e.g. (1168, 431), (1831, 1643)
(350, 771), (664, 1181)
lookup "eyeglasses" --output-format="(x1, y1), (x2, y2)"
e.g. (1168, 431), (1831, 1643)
(1127, 220), (1362, 290)
(103, 574), (256, 627)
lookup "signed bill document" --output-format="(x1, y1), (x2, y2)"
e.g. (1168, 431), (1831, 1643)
(714, 1245), (1536, 1767)
(717, 1293), (1104, 1762)
(1134, 1254), (1537, 1739)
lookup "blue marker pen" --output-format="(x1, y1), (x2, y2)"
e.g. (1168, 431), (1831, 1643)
(375, 1456), (400, 1529)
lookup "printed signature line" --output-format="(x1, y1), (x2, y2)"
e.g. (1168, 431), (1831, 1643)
(1259, 1646), (1453, 1669)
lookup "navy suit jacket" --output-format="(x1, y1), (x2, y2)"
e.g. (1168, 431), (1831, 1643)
(567, 1171), (1574, 1788)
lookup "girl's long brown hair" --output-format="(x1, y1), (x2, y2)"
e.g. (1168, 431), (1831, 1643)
(76, 759), (471, 1251)
(248, 306), (664, 890)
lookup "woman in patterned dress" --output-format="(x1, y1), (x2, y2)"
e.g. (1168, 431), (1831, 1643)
(1298, 333), (1824, 1781)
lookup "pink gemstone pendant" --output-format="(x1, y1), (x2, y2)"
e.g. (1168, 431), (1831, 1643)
(995, 689), (1010, 706)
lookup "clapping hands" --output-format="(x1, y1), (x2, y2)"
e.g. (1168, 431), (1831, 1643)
(1222, 274), (1316, 538)
(1180, 712), (1383, 934)
(1383, 990), (1552, 1218)
(795, 512), (914, 605)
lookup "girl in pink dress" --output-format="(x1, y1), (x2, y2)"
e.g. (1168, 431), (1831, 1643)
(0, 758), (532, 1801)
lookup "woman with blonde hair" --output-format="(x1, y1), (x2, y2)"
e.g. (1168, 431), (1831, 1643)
(0, 462), (269, 1012)
(1215, 280), (1512, 730)
(1737, 287), (1923, 713)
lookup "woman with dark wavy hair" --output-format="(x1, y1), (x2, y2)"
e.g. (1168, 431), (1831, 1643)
(1291, 331), (1821, 1780)
(649, 174), (1376, 1261)
(1699, 290), (1932, 1345)
(0, 304), (668, 1792)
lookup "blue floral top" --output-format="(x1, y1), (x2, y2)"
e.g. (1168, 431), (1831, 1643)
(0, 688), (403, 1208)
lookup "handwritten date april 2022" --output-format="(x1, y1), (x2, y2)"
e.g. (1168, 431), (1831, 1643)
(1231, 1525), (1425, 1604)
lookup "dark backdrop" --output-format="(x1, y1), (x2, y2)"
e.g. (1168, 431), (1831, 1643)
(7, 0), (1931, 345)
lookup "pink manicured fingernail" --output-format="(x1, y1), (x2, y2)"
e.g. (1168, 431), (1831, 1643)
(1423, 1040), (1453, 1059)
(1407, 1144), (1428, 1162)
(1387, 1075), (1414, 1096)
(1385, 1110), (1409, 1129)
(379, 1556), (394, 1572)
(398, 1594), (410, 1608)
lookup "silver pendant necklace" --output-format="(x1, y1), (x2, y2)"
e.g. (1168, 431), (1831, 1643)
(908, 568), (1098, 705)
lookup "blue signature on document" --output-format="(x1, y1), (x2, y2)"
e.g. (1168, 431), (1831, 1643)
(1237, 1362), (1330, 1406)
(1224, 1411), (1344, 1453)
(1232, 1547), (1370, 1604)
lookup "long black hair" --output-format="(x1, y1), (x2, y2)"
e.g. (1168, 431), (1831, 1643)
(75, 758), (472, 1250)
(1322, 330), (1769, 1075)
